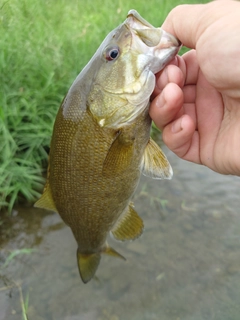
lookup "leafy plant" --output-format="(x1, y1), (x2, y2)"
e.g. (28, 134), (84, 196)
(0, 0), (209, 212)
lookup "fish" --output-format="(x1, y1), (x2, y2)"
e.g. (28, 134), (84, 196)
(35, 10), (181, 283)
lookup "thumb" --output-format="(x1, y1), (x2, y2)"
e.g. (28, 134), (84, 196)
(161, 1), (235, 49)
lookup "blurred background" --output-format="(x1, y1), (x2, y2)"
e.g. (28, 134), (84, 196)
(1, 1), (240, 320)
(0, 0), (208, 211)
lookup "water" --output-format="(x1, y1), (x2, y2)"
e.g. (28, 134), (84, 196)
(1, 146), (240, 320)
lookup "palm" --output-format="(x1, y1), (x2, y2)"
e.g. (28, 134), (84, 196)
(150, 51), (240, 176)
(150, 0), (240, 176)
(193, 65), (240, 175)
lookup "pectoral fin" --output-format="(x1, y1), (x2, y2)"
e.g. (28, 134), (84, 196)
(111, 203), (144, 241)
(77, 251), (101, 284)
(142, 138), (173, 179)
(34, 181), (58, 212)
(102, 131), (134, 176)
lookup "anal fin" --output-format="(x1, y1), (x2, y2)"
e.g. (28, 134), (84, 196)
(104, 246), (126, 261)
(142, 138), (173, 179)
(111, 203), (144, 241)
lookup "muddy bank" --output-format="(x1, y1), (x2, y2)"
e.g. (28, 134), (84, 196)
(1, 147), (240, 320)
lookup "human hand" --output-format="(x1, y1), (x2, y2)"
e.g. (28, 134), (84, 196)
(150, 0), (240, 175)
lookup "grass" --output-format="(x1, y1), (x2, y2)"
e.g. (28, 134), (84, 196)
(0, 0), (209, 212)
(2, 248), (37, 268)
(0, 278), (29, 320)
(0, 247), (34, 320)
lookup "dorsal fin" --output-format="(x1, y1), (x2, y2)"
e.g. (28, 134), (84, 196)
(141, 138), (173, 179)
(34, 154), (57, 212)
(34, 155), (58, 212)
(111, 203), (144, 241)
(34, 180), (57, 212)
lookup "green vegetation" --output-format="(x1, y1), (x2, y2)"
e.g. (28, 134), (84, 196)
(2, 248), (37, 268)
(0, 0), (208, 212)
(0, 247), (34, 319)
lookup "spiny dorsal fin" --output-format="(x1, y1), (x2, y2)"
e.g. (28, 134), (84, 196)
(102, 131), (135, 176)
(34, 181), (57, 212)
(111, 203), (144, 241)
(141, 138), (173, 179)
(77, 251), (101, 284)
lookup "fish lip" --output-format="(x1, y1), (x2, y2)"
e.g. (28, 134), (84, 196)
(125, 9), (181, 49)
(124, 11), (181, 74)
(127, 9), (154, 29)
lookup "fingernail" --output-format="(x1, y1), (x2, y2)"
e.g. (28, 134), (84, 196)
(171, 117), (183, 133)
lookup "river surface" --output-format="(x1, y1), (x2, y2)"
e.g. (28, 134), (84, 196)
(1, 145), (240, 320)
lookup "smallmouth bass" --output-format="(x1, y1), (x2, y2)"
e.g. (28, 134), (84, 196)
(35, 10), (181, 283)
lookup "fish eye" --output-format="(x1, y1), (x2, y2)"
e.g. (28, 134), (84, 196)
(105, 46), (120, 61)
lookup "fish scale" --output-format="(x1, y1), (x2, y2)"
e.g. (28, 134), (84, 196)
(35, 10), (180, 283)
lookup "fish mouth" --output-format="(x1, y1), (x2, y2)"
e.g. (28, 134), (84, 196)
(127, 9), (155, 30)
(126, 9), (181, 65)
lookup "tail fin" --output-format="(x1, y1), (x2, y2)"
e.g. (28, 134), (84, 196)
(77, 251), (101, 284)
(77, 246), (125, 283)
